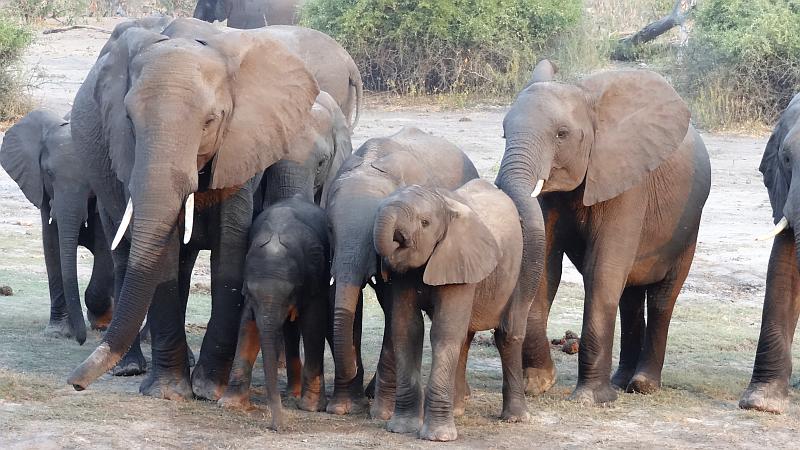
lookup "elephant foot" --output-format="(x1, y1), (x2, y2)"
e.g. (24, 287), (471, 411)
(111, 348), (147, 377)
(626, 372), (660, 394)
(218, 391), (252, 410)
(191, 362), (229, 401)
(419, 420), (458, 442)
(500, 398), (529, 422)
(739, 382), (789, 414)
(43, 318), (73, 340)
(139, 371), (193, 400)
(453, 396), (467, 417)
(569, 382), (618, 405)
(365, 374), (376, 398)
(298, 391), (327, 412)
(611, 366), (636, 390)
(370, 394), (395, 420)
(87, 308), (113, 331)
(524, 365), (557, 396)
(386, 414), (422, 434)
(326, 389), (368, 415)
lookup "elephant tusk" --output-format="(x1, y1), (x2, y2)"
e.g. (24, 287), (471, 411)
(111, 199), (133, 250)
(183, 193), (194, 245)
(48, 217), (53, 225)
(530, 179), (545, 198)
(370, 276), (376, 285)
(756, 217), (789, 241)
(85, 221), (88, 228)
(329, 276), (335, 286)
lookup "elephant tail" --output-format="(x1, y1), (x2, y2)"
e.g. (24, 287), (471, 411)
(348, 62), (363, 133)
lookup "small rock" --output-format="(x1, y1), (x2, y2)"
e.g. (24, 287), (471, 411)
(458, 117), (472, 122)
(564, 330), (579, 340)
(0, 285), (13, 296)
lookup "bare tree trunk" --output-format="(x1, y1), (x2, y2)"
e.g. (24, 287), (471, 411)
(612, 0), (696, 61)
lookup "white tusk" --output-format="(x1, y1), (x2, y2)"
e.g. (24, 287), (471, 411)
(111, 199), (133, 250)
(756, 217), (789, 241)
(371, 276), (376, 284)
(530, 179), (545, 198)
(84, 221), (88, 228)
(48, 217), (53, 225)
(329, 276), (335, 286)
(183, 193), (194, 245)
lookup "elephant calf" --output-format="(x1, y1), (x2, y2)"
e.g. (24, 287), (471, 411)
(218, 196), (330, 430)
(374, 180), (526, 442)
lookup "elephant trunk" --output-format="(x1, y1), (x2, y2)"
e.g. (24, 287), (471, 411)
(373, 207), (401, 259)
(261, 160), (314, 208)
(255, 301), (288, 430)
(55, 209), (87, 345)
(332, 281), (364, 387)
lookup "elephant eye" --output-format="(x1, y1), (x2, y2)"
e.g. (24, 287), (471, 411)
(421, 219), (430, 227)
(556, 127), (569, 140)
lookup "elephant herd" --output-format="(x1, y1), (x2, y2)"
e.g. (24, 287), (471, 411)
(1, 14), (799, 443)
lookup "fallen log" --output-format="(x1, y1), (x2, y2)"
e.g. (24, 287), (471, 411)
(612, 0), (695, 61)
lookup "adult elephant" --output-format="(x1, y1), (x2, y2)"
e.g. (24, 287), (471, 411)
(66, 22), (319, 400)
(496, 60), (711, 404)
(740, 93), (800, 413)
(325, 127), (479, 419)
(0, 109), (114, 344)
(194, 0), (304, 29)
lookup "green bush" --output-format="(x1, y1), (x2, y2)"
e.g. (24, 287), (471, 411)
(685, 0), (800, 128)
(301, 0), (581, 94)
(0, 16), (33, 122)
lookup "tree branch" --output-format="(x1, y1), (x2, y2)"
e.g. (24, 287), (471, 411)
(611, 0), (696, 61)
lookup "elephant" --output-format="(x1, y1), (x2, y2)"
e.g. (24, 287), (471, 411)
(194, 0), (304, 29)
(218, 195), (330, 430)
(373, 180), (526, 441)
(740, 93), (800, 413)
(65, 21), (320, 401)
(0, 109), (115, 344)
(495, 60), (711, 404)
(325, 126), (479, 419)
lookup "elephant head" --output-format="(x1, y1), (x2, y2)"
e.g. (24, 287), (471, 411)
(758, 94), (800, 256)
(373, 185), (499, 285)
(67, 27), (319, 389)
(1, 109), (92, 344)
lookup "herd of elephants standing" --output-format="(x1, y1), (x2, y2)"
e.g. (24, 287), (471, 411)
(1, 3), (799, 442)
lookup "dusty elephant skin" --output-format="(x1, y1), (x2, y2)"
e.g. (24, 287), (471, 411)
(219, 196), (330, 430)
(374, 180), (526, 441)
(65, 18), (319, 400)
(194, 0), (305, 29)
(740, 93), (800, 414)
(325, 127), (479, 420)
(496, 60), (711, 404)
(0, 109), (115, 345)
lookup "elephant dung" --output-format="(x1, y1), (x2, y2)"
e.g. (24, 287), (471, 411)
(0, 285), (13, 296)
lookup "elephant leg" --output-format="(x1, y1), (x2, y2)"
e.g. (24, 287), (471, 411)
(496, 287), (533, 422)
(177, 246), (200, 366)
(327, 290), (368, 415)
(420, 284), (474, 442)
(84, 212), (114, 331)
(298, 295), (327, 412)
(371, 283), (397, 421)
(611, 286), (646, 390)
(453, 331), (474, 417)
(283, 320), (302, 398)
(219, 306), (259, 409)
(386, 284), (424, 434)
(192, 192), (251, 401)
(628, 241), (696, 394)
(139, 232), (193, 400)
(40, 207), (70, 339)
(741, 231), (800, 413)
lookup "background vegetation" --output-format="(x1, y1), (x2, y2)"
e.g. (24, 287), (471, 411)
(0, 16), (32, 123)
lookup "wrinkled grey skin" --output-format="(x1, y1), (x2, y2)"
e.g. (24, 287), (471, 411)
(497, 60), (710, 404)
(740, 93), (800, 414)
(374, 180), (526, 441)
(194, 0), (305, 28)
(219, 196), (330, 430)
(324, 127), (479, 420)
(65, 18), (320, 401)
(0, 109), (115, 345)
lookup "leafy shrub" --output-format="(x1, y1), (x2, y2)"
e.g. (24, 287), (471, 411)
(0, 16), (33, 122)
(684, 0), (800, 128)
(302, 0), (581, 94)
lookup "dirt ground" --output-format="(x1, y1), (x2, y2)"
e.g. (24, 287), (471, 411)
(1, 18), (799, 449)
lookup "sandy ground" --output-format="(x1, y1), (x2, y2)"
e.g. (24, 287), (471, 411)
(1, 18), (798, 449)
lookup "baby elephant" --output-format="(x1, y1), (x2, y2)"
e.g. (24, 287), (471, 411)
(373, 179), (527, 441)
(218, 196), (330, 429)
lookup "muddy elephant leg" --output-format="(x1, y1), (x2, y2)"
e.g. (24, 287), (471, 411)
(298, 295), (328, 412)
(371, 282), (397, 420)
(84, 212), (114, 331)
(219, 306), (260, 409)
(192, 189), (251, 400)
(740, 231), (800, 413)
(139, 230), (193, 400)
(611, 286), (646, 389)
(386, 283), (424, 434)
(40, 207), (70, 338)
(283, 320), (302, 398)
(453, 331), (474, 417)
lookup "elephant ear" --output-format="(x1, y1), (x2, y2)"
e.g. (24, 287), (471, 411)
(206, 30), (320, 190)
(320, 98), (353, 208)
(524, 59), (558, 88)
(760, 114), (798, 224)
(96, 28), (169, 186)
(0, 109), (65, 208)
(423, 194), (500, 286)
(580, 70), (690, 206)
(370, 151), (419, 184)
